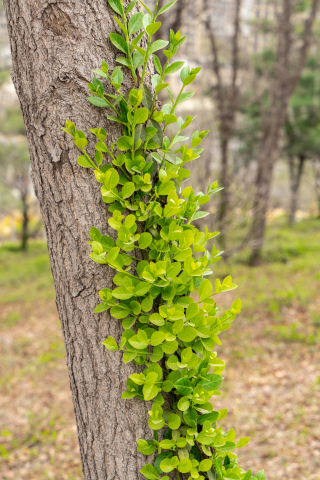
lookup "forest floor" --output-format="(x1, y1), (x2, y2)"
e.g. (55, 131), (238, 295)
(0, 218), (320, 480)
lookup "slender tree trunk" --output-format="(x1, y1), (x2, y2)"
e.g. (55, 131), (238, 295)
(313, 158), (320, 217)
(288, 154), (305, 226)
(248, 108), (287, 266)
(218, 130), (230, 250)
(3, 1), (157, 479)
(20, 193), (29, 250)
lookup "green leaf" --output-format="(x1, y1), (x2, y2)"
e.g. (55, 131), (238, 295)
(199, 279), (213, 300)
(87, 97), (110, 108)
(164, 114), (177, 127)
(216, 441), (236, 453)
(140, 464), (159, 480)
(134, 281), (151, 296)
(153, 54), (162, 74)
(141, 84), (153, 110)
(243, 471), (252, 480)
(117, 136), (134, 151)
(178, 458), (192, 474)
(255, 471), (265, 480)
(177, 396), (190, 411)
(157, 0), (177, 15)
(146, 22), (161, 36)
(164, 61), (185, 76)
(110, 305), (131, 319)
(177, 325), (197, 343)
(167, 413), (181, 430)
(121, 182), (135, 199)
(141, 294), (153, 312)
(93, 303), (110, 313)
(236, 437), (250, 448)
(139, 232), (152, 249)
(177, 91), (194, 104)
(105, 168), (119, 189)
(150, 40), (169, 54)
(108, 0), (123, 15)
(199, 459), (212, 472)
(133, 51), (144, 70)
(102, 336), (118, 351)
(174, 377), (193, 396)
(135, 107), (149, 124)
(78, 155), (94, 168)
(129, 12), (144, 35)
(143, 383), (158, 400)
(197, 411), (219, 425)
(126, 0), (138, 14)
(198, 374), (223, 392)
(109, 33), (128, 54)
(158, 181), (175, 196)
(150, 331), (166, 346)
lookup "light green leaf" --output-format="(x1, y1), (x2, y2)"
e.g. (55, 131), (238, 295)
(140, 464), (159, 480)
(87, 97), (109, 107)
(129, 12), (144, 35)
(167, 413), (181, 430)
(146, 22), (161, 36)
(199, 459), (212, 472)
(199, 279), (213, 300)
(139, 232), (152, 249)
(150, 39), (169, 54)
(236, 437), (250, 448)
(117, 136), (134, 151)
(121, 182), (135, 199)
(105, 168), (119, 189)
(177, 325), (197, 343)
(164, 61), (184, 76)
(108, 0), (123, 15)
(135, 107), (149, 124)
(102, 336), (118, 351)
(178, 458), (192, 473)
(157, 0), (178, 16)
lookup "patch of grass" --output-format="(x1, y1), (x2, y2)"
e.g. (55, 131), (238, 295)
(0, 242), (54, 304)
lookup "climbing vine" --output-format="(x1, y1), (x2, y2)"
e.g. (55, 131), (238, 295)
(63, 0), (265, 479)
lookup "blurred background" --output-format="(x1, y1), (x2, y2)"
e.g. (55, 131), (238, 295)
(1, 0), (320, 479)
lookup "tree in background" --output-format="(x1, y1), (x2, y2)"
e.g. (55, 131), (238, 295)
(248, 0), (319, 265)
(203, 0), (242, 250)
(0, 142), (32, 250)
(285, 57), (320, 225)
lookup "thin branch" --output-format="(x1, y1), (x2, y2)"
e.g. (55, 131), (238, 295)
(231, 0), (242, 96)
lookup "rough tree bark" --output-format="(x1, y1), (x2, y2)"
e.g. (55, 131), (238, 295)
(248, 0), (319, 265)
(3, 1), (160, 479)
(288, 154), (305, 226)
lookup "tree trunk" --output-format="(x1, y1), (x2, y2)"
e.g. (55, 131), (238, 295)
(218, 131), (230, 251)
(288, 155), (305, 226)
(3, 1), (156, 479)
(248, 109), (286, 266)
(313, 158), (320, 217)
(20, 193), (29, 250)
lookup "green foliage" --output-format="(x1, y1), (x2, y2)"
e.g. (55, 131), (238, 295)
(63, 1), (264, 478)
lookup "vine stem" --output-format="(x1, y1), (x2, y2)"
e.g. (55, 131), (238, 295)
(177, 471), (180, 480)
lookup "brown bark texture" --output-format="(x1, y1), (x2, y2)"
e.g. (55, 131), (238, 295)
(3, 1), (159, 479)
